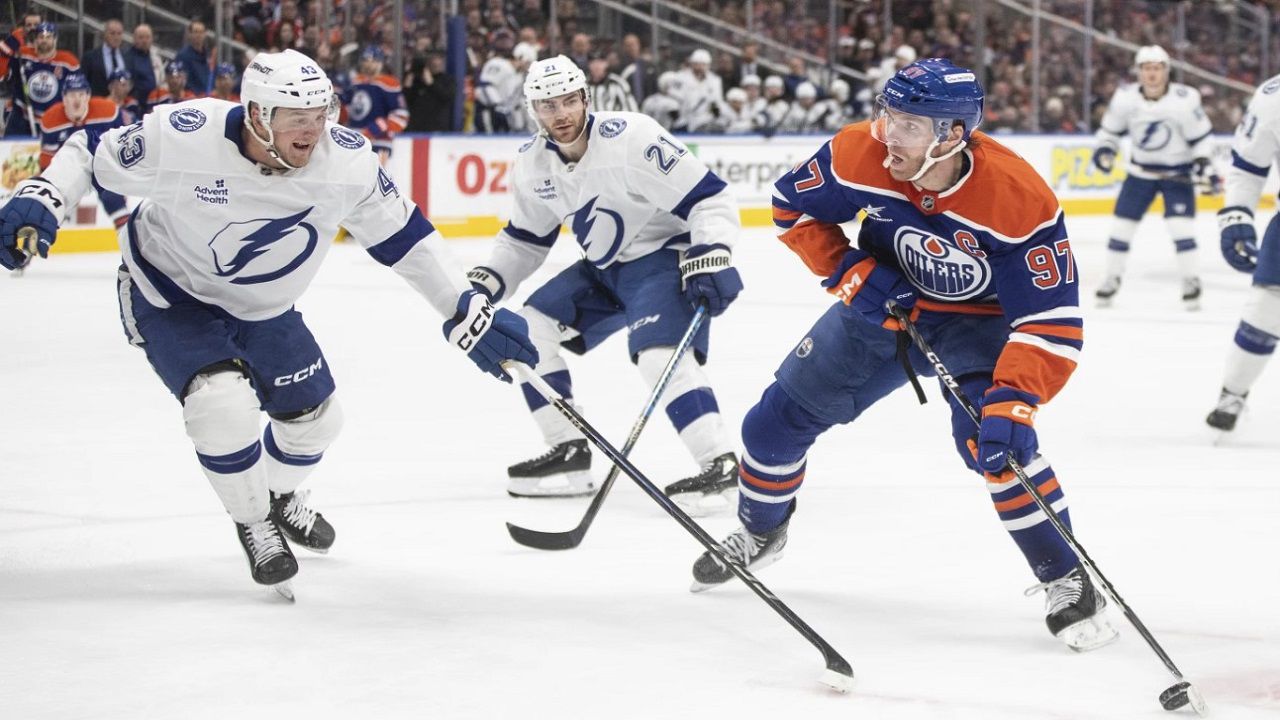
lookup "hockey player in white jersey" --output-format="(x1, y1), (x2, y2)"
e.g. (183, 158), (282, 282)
(475, 32), (537, 133)
(1092, 45), (1220, 309)
(639, 71), (682, 130)
(778, 81), (845, 134)
(0, 50), (537, 598)
(673, 49), (726, 133)
(465, 56), (744, 512)
(1207, 73), (1280, 431)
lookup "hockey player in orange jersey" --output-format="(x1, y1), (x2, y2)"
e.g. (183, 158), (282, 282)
(689, 58), (1117, 652)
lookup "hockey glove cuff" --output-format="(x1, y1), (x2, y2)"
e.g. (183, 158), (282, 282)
(466, 266), (506, 301)
(1192, 157), (1223, 195)
(823, 249), (918, 329)
(680, 243), (743, 316)
(1218, 206), (1258, 273)
(973, 387), (1040, 474)
(0, 178), (64, 270)
(1092, 146), (1116, 173)
(444, 290), (539, 383)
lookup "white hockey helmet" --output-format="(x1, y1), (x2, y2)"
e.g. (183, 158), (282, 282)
(831, 78), (850, 103)
(523, 55), (589, 137)
(796, 81), (817, 100)
(241, 49), (334, 170)
(657, 70), (680, 94)
(689, 48), (712, 66)
(1134, 45), (1170, 69)
(726, 87), (747, 104)
(513, 41), (539, 65)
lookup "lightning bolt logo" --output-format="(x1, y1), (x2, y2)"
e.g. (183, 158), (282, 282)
(209, 207), (320, 285)
(570, 196), (626, 267)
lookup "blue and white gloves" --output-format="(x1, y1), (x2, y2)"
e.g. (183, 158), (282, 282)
(1218, 206), (1258, 273)
(0, 178), (65, 270)
(679, 243), (743, 316)
(443, 290), (539, 383)
(822, 248), (918, 329)
(972, 387), (1040, 474)
(1091, 146), (1116, 174)
(1192, 157), (1223, 196)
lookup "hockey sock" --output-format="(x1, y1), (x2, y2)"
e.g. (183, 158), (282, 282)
(1103, 217), (1138, 278)
(737, 383), (829, 534)
(264, 397), (344, 494)
(519, 308), (583, 446)
(1223, 287), (1280, 395)
(985, 454), (1077, 582)
(638, 348), (733, 466)
(184, 371), (270, 524)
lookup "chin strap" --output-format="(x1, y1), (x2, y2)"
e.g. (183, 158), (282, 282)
(246, 106), (300, 171)
(885, 138), (968, 183)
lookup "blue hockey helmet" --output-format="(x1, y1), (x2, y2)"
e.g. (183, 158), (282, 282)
(876, 58), (984, 143)
(61, 72), (91, 94)
(32, 21), (57, 38)
(108, 68), (132, 85)
(215, 63), (237, 79)
(360, 45), (386, 63)
(165, 60), (187, 77)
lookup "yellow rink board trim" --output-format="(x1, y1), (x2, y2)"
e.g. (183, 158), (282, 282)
(44, 194), (1280, 252)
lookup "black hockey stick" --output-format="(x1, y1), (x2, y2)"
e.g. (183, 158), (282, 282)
(506, 361), (855, 693)
(506, 303), (708, 550)
(889, 305), (1207, 716)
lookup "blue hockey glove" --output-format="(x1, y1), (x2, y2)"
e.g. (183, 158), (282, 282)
(444, 290), (539, 383)
(1192, 157), (1223, 195)
(1092, 146), (1116, 173)
(822, 248), (917, 329)
(972, 387), (1040, 474)
(1218, 206), (1258, 273)
(679, 243), (743, 316)
(0, 178), (64, 270)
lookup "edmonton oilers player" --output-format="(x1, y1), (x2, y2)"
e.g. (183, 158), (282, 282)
(0, 50), (536, 598)
(1092, 45), (1219, 310)
(1207, 72), (1280, 431)
(465, 56), (744, 513)
(690, 59), (1118, 651)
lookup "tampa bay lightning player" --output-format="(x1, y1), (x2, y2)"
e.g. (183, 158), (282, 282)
(465, 56), (744, 514)
(0, 49), (537, 599)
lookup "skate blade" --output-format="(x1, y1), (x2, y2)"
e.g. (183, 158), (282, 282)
(270, 580), (296, 603)
(1183, 300), (1201, 312)
(507, 470), (596, 498)
(1057, 615), (1118, 652)
(10, 267), (25, 279)
(1094, 297), (1114, 308)
(689, 551), (784, 594)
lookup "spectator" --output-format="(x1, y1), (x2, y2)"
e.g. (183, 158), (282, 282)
(780, 56), (811, 100)
(729, 41), (762, 88)
(266, 1), (304, 51)
(640, 70), (681, 130)
(673, 48), (724, 132)
(83, 19), (127, 96)
(618, 33), (655, 103)
(106, 68), (141, 125)
(587, 53), (637, 113)
(404, 51), (455, 132)
(568, 33), (591, 72)
(175, 21), (213, 95)
(148, 61), (198, 106)
(211, 63), (239, 102)
(125, 23), (161, 113)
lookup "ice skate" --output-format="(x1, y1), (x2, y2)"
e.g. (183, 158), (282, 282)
(663, 452), (738, 516)
(271, 490), (335, 554)
(1025, 565), (1118, 652)
(1181, 277), (1202, 311)
(235, 518), (298, 601)
(507, 439), (595, 498)
(1205, 388), (1247, 432)
(1094, 275), (1121, 307)
(690, 520), (789, 593)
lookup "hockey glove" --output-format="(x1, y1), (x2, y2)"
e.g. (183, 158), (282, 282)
(974, 387), (1040, 474)
(1192, 157), (1223, 195)
(0, 178), (64, 271)
(465, 266), (506, 301)
(444, 290), (539, 383)
(680, 243), (743, 316)
(822, 248), (917, 329)
(1218, 206), (1258, 272)
(1091, 146), (1116, 173)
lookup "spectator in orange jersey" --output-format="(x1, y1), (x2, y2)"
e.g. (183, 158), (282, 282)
(148, 61), (199, 106)
(37, 72), (129, 228)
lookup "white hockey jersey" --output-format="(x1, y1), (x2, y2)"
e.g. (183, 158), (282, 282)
(639, 92), (681, 130)
(475, 111), (740, 301)
(40, 98), (462, 321)
(672, 69), (724, 132)
(476, 56), (527, 130)
(778, 99), (845, 134)
(1225, 73), (1280, 210)
(1096, 81), (1213, 177)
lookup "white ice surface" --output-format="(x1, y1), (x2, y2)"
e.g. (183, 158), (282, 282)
(3, 214), (1278, 719)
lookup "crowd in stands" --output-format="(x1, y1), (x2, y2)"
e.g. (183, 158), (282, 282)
(1, 0), (1272, 142)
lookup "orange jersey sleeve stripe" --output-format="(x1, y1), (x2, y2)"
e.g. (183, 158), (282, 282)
(773, 206), (803, 222)
(993, 343), (1077, 404)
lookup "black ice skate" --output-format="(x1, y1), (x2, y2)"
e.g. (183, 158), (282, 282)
(1206, 388), (1247, 432)
(271, 490), (335, 553)
(1025, 565), (1118, 652)
(507, 439), (595, 498)
(690, 520), (789, 593)
(663, 452), (739, 516)
(1182, 277), (1202, 311)
(1094, 275), (1121, 307)
(235, 518), (298, 601)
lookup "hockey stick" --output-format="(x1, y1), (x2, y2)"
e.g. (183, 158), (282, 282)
(506, 303), (708, 550)
(888, 305), (1207, 716)
(505, 360), (855, 693)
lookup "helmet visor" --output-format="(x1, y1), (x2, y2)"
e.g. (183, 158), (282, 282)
(870, 95), (947, 150)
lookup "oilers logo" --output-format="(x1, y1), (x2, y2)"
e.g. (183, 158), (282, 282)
(208, 207), (320, 285)
(348, 90), (373, 122)
(26, 69), (60, 103)
(895, 226), (991, 301)
(570, 196), (626, 267)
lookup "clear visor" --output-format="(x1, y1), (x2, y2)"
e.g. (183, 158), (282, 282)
(531, 91), (585, 119)
(870, 95), (948, 150)
(270, 106), (329, 133)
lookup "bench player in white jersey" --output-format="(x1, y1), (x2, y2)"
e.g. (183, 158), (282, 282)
(1092, 45), (1220, 309)
(1207, 73), (1280, 431)
(465, 56), (745, 512)
(0, 50), (537, 598)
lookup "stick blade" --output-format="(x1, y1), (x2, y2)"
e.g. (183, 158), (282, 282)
(505, 521), (584, 551)
(1159, 681), (1207, 715)
(819, 668), (855, 694)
